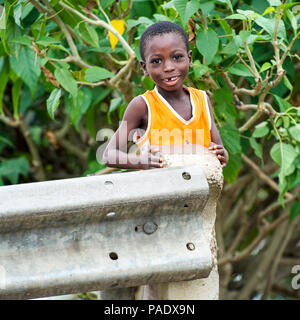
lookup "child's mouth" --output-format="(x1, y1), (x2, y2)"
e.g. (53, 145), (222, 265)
(163, 76), (179, 85)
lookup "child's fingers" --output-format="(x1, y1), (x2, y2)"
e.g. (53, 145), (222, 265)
(217, 155), (225, 162)
(209, 144), (223, 151)
(149, 145), (160, 153)
(149, 154), (164, 168)
(212, 149), (224, 155)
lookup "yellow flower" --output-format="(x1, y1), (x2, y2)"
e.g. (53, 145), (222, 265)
(108, 20), (125, 51)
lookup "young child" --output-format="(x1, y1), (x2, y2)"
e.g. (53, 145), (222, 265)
(103, 21), (228, 300)
(103, 21), (228, 170)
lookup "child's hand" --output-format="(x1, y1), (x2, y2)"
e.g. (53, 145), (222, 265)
(138, 146), (164, 170)
(209, 142), (228, 169)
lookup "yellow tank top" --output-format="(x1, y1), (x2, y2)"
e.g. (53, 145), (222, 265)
(134, 86), (211, 151)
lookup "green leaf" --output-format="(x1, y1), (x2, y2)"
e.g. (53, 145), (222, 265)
(289, 125), (300, 142)
(255, 16), (286, 40)
(0, 156), (29, 185)
(290, 201), (300, 221)
(214, 87), (237, 124)
(29, 126), (42, 145)
(46, 88), (61, 120)
(0, 58), (8, 113)
(221, 40), (239, 56)
(239, 30), (251, 42)
(79, 23), (99, 48)
(48, 44), (70, 54)
(9, 45), (41, 96)
(109, 97), (123, 113)
(13, 1), (22, 27)
(250, 137), (263, 160)
(199, 2), (215, 16)
(11, 35), (32, 45)
(228, 63), (254, 77)
(225, 14), (247, 20)
(0, 5), (7, 30)
(286, 9), (297, 36)
(290, 169), (300, 189)
(174, 0), (201, 26)
(216, 0), (233, 13)
(192, 60), (209, 78)
(219, 123), (241, 184)
(36, 37), (61, 46)
(196, 28), (219, 64)
(85, 67), (115, 82)
(12, 78), (22, 119)
(259, 62), (271, 73)
(0, 135), (14, 148)
(85, 106), (97, 140)
(253, 121), (269, 138)
(270, 142), (297, 176)
(65, 88), (92, 128)
(223, 151), (241, 184)
(54, 67), (77, 98)
(273, 94), (293, 112)
(236, 9), (260, 20)
(283, 75), (293, 99)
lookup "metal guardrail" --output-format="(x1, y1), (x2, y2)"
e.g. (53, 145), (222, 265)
(0, 165), (211, 299)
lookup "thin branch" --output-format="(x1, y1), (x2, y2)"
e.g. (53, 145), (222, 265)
(120, 0), (133, 19)
(218, 207), (291, 267)
(109, 57), (136, 87)
(280, 30), (300, 65)
(220, 71), (263, 97)
(258, 191), (299, 225)
(244, 41), (261, 81)
(19, 119), (46, 181)
(236, 51), (257, 78)
(0, 114), (20, 127)
(273, 14), (283, 74)
(238, 110), (264, 133)
(77, 80), (106, 87)
(262, 215), (300, 299)
(58, 1), (135, 58)
(241, 154), (293, 199)
(29, 0), (91, 68)
(272, 284), (300, 299)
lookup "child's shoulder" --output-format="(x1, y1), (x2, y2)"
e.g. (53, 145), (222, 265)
(122, 95), (147, 124)
(128, 94), (147, 111)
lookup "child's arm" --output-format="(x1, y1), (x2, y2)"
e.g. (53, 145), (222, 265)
(103, 96), (163, 170)
(207, 97), (229, 168)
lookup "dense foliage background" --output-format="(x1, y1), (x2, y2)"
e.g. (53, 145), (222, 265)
(0, 0), (299, 299)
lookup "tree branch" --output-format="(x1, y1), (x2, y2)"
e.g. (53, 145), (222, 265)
(29, 0), (91, 68)
(18, 119), (46, 181)
(241, 154), (293, 199)
(262, 215), (300, 299)
(58, 1), (135, 58)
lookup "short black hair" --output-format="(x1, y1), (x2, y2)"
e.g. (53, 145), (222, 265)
(139, 21), (189, 61)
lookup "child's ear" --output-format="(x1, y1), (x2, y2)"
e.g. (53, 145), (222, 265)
(140, 60), (149, 76)
(188, 50), (193, 68)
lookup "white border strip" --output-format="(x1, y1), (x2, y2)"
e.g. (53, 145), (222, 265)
(134, 95), (151, 146)
(154, 86), (195, 125)
(203, 90), (212, 131)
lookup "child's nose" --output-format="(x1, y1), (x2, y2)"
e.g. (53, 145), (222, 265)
(163, 59), (175, 72)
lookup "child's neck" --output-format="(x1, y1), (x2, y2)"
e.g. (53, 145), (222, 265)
(156, 85), (187, 102)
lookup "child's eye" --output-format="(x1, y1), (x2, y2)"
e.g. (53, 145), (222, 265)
(174, 54), (183, 60)
(151, 58), (161, 64)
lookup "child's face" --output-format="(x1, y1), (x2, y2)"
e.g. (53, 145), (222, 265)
(141, 32), (192, 92)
